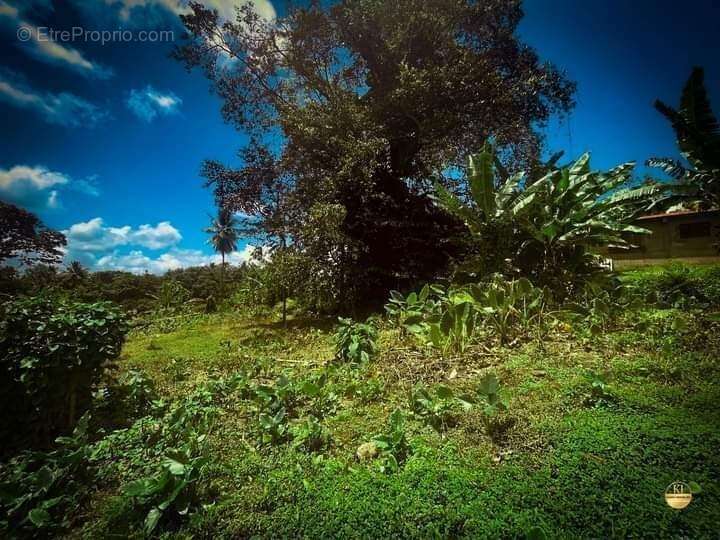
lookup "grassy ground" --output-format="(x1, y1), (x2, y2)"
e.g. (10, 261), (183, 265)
(78, 297), (720, 539)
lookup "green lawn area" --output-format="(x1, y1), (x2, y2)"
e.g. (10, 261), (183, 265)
(78, 301), (720, 539)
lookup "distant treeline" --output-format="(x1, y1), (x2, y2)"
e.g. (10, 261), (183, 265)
(0, 263), (254, 313)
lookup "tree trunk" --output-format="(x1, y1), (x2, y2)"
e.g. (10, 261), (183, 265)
(220, 251), (225, 298)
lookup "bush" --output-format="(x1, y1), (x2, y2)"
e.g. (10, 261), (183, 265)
(621, 263), (720, 309)
(0, 296), (128, 454)
(334, 317), (378, 363)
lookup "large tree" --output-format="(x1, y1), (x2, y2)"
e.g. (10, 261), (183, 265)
(0, 201), (66, 266)
(175, 0), (575, 305)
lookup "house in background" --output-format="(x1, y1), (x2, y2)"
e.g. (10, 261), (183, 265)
(598, 209), (720, 269)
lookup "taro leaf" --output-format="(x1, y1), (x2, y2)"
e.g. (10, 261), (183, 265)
(36, 466), (55, 491)
(457, 394), (475, 411)
(301, 381), (321, 396)
(419, 284), (430, 302)
(28, 508), (51, 527)
(440, 310), (453, 335)
(429, 323), (442, 347)
(164, 453), (188, 476)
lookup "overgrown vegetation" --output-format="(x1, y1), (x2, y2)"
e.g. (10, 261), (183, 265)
(2, 1), (719, 537)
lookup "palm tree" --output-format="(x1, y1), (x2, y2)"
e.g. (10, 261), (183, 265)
(205, 208), (240, 297)
(647, 67), (720, 209)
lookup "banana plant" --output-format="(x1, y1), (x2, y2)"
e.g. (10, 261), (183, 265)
(647, 67), (720, 210)
(435, 143), (659, 281)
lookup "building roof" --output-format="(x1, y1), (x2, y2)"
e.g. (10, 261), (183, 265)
(637, 208), (720, 221)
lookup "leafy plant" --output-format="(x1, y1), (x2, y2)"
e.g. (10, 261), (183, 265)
(123, 442), (212, 536)
(290, 415), (330, 452)
(0, 414), (94, 535)
(0, 296), (127, 453)
(120, 369), (159, 417)
(384, 284), (445, 335)
(408, 384), (466, 433)
(372, 409), (411, 472)
(153, 279), (191, 311)
(344, 373), (384, 403)
(470, 275), (546, 345)
(334, 317), (378, 363)
(476, 374), (508, 414)
(428, 299), (477, 353)
(257, 408), (290, 445)
(436, 144), (659, 295)
(647, 67), (720, 210)
(578, 372), (616, 408)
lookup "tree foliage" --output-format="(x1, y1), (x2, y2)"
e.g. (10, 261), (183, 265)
(174, 0), (575, 305)
(647, 67), (720, 209)
(0, 296), (127, 454)
(0, 201), (66, 266)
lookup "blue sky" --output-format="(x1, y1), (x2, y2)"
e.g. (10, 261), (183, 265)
(0, 0), (718, 273)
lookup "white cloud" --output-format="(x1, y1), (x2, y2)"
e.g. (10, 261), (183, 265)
(75, 244), (258, 274)
(0, 1), (18, 18)
(100, 0), (276, 23)
(131, 221), (184, 249)
(0, 6), (112, 78)
(63, 218), (182, 252)
(0, 72), (108, 127)
(17, 23), (113, 78)
(0, 164), (98, 210)
(126, 85), (182, 122)
(61, 216), (257, 274)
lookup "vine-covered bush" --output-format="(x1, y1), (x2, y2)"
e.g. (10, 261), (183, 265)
(0, 296), (128, 453)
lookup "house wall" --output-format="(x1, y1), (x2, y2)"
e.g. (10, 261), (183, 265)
(597, 212), (720, 269)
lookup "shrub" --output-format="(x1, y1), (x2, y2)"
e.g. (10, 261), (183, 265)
(334, 317), (378, 363)
(0, 296), (127, 453)
(621, 263), (720, 309)
(372, 409), (411, 472)
(0, 414), (94, 536)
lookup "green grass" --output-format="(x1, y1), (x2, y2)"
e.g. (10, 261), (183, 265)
(74, 300), (720, 539)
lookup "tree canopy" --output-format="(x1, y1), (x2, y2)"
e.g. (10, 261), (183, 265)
(175, 0), (575, 305)
(0, 201), (66, 266)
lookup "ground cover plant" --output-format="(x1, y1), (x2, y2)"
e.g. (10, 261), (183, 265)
(1, 263), (718, 538)
(2, 1), (720, 538)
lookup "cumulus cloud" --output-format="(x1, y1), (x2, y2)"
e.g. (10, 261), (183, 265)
(93, 246), (253, 274)
(126, 85), (182, 122)
(65, 240), (259, 275)
(60, 214), (258, 274)
(63, 217), (182, 252)
(0, 164), (98, 210)
(0, 71), (108, 127)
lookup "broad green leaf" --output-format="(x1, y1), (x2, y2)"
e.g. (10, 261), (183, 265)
(468, 149), (496, 217)
(28, 508), (51, 527)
